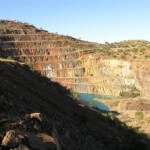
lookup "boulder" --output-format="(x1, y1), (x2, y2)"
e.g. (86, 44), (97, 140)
(36, 133), (55, 143)
(10, 144), (30, 150)
(29, 113), (43, 122)
(1, 130), (22, 148)
(27, 134), (56, 150)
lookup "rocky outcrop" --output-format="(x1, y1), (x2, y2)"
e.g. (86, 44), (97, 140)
(29, 112), (43, 122)
(10, 144), (30, 150)
(1, 130), (22, 148)
(27, 134), (56, 150)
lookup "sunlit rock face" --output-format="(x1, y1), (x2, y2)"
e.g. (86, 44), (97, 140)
(0, 20), (150, 97)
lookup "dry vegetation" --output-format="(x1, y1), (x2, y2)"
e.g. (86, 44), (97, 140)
(98, 40), (150, 59)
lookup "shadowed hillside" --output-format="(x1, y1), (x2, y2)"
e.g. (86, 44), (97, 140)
(0, 59), (150, 150)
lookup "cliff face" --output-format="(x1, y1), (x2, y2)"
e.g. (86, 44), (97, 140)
(0, 20), (150, 97)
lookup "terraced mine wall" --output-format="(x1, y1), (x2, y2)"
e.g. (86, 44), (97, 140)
(1, 20), (150, 97)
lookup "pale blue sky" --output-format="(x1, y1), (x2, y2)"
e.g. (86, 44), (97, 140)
(0, 0), (150, 43)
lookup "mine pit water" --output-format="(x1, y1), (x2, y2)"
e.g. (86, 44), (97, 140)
(79, 93), (111, 111)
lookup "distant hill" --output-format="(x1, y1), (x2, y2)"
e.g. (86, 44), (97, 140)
(98, 40), (150, 59)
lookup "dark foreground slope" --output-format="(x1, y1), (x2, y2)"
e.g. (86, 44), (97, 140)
(0, 59), (149, 150)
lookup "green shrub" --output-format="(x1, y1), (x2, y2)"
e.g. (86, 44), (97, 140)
(108, 112), (115, 121)
(102, 112), (115, 121)
(7, 56), (14, 60)
(135, 111), (144, 120)
(145, 55), (150, 59)
(89, 101), (93, 107)
(70, 90), (80, 100)
(144, 116), (150, 123)
(120, 87), (140, 98)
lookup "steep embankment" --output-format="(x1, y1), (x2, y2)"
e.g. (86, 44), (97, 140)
(0, 59), (149, 150)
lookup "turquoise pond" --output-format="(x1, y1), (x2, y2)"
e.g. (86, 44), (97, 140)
(78, 93), (112, 111)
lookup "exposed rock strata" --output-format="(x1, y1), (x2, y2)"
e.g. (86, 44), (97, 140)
(1, 20), (150, 97)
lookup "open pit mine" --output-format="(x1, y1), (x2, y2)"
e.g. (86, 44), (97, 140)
(1, 20), (150, 97)
(0, 19), (150, 150)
